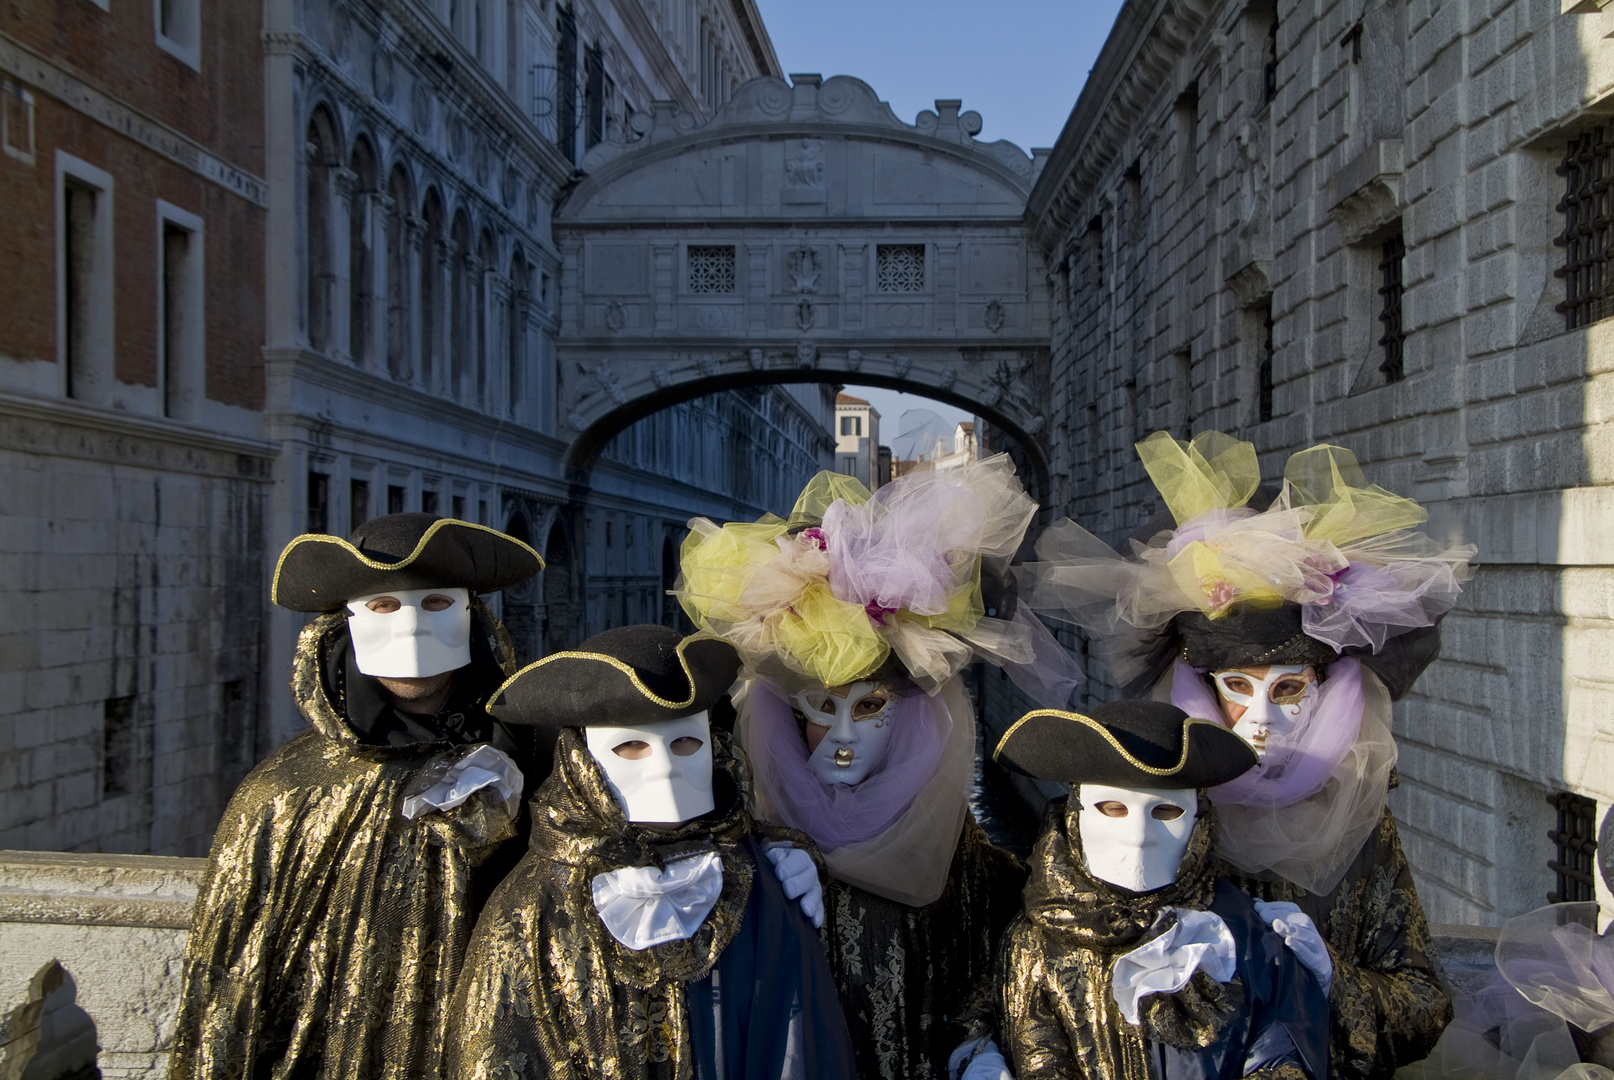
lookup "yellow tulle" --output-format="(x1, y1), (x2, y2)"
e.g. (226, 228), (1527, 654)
(766, 582), (889, 687)
(788, 471), (872, 527)
(1283, 445), (1427, 548)
(1137, 430), (1262, 524)
(676, 517), (789, 628)
(1166, 540), (1288, 617)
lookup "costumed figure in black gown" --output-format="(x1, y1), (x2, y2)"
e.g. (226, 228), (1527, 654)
(444, 624), (858, 1080)
(1018, 431), (1477, 1080)
(673, 459), (1085, 1080)
(988, 700), (1330, 1080)
(169, 514), (544, 1080)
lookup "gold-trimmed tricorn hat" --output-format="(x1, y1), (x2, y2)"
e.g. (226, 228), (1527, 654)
(272, 513), (544, 612)
(488, 624), (742, 728)
(993, 699), (1257, 788)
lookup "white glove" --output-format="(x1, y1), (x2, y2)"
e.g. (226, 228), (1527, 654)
(764, 843), (824, 928)
(400, 744), (523, 820)
(1111, 908), (1238, 1025)
(1254, 899), (1333, 995)
(948, 1038), (1014, 1080)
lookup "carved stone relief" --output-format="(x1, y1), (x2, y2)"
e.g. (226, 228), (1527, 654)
(787, 248), (820, 293)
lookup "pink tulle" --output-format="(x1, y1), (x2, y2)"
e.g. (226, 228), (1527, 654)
(740, 680), (948, 852)
(1172, 658), (1366, 810)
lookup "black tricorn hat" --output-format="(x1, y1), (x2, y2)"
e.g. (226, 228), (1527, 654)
(273, 513), (543, 612)
(993, 699), (1257, 788)
(489, 624), (741, 728)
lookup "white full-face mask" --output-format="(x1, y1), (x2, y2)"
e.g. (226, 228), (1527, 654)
(1209, 664), (1319, 764)
(793, 680), (898, 786)
(585, 712), (715, 825)
(346, 587), (472, 678)
(1077, 784), (1199, 893)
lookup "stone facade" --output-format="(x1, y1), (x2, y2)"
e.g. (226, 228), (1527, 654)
(0, 3), (273, 857)
(1030, 0), (1614, 924)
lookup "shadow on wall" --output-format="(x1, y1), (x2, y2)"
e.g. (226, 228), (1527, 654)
(0, 961), (99, 1080)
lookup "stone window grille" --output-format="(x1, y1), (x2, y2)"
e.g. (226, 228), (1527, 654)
(1547, 791), (1598, 903)
(1262, 17), (1279, 105)
(1258, 303), (1275, 422)
(1086, 217), (1104, 287)
(1556, 124), (1614, 330)
(876, 244), (926, 292)
(1377, 232), (1406, 383)
(687, 245), (736, 293)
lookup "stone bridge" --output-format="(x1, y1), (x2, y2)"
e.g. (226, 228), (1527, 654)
(551, 74), (1058, 491)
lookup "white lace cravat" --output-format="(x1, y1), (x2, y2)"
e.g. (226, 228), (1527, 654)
(591, 851), (725, 950)
(1111, 907), (1238, 1024)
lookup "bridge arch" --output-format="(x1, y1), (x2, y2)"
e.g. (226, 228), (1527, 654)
(553, 73), (1053, 497)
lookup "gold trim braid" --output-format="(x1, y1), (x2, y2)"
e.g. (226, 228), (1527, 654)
(489, 633), (721, 712)
(993, 711), (1227, 777)
(270, 518), (544, 605)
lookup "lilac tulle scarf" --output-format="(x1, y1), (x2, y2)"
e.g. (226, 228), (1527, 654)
(740, 680), (947, 853)
(1171, 657), (1365, 810)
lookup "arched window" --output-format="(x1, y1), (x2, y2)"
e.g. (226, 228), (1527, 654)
(419, 188), (445, 390)
(305, 107), (339, 351)
(384, 164), (412, 381)
(348, 137), (378, 367)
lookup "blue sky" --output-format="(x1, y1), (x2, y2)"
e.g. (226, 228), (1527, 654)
(755, 0), (1129, 433)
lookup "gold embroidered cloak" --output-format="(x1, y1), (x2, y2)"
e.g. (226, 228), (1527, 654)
(823, 816), (1026, 1080)
(445, 727), (852, 1080)
(1219, 806), (1452, 1080)
(167, 605), (522, 1080)
(996, 799), (1310, 1080)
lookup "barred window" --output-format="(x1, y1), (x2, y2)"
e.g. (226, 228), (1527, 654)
(1547, 791), (1598, 903)
(687, 245), (735, 293)
(1557, 125), (1614, 330)
(876, 244), (925, 292)
(1263, 17), (1279, 105)
(1377, 232), (1406, 383)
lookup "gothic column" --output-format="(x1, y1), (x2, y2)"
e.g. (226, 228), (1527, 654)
(434, 238), (456, 397)
(364, 191), (391, 375)
(405, 215), (425, 391)
(330, 166), (356, 363)
(487, 270), (511, 417)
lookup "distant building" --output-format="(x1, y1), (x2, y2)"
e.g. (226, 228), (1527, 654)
(835, 392), (881, 490)
(891, 418), (980, 476)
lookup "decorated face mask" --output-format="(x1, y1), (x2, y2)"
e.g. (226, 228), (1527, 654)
(346, 587), (472, 678)
(1209, 664), (1318, 764)
(1077, 784), (1198, 893)
(585, 713), (715, 825)
(794, 681), (897, 786)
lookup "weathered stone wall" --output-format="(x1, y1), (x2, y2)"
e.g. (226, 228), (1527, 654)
(1032, 0), (1614, 924)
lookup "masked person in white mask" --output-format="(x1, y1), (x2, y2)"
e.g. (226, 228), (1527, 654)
(446, 624), (858, 1080)
(987, 700), (1330, 1080)
(169, 514), (544, 1080)
(1019, 432), (1478, 1080)
(674, 462), (1086, 1080)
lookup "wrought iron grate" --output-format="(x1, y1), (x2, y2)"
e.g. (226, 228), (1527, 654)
(1547, 791), (1598, 904)
(1556, 124), (1614, 330)
(1258, 306), (1274, 422)
(876, 244), (925, 293)
(687, 245), (736, 294)
(1263, 18), (1279, 105)
(1378, 233), (1406, 383)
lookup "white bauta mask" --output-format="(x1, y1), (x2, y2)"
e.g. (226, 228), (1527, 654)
(585, 712), (715, 825)
(1077, 784), (1199, 893)
(346, 587), (473, 678)
(793, 680), (898, 786)
(1209, 664), (1319, 766)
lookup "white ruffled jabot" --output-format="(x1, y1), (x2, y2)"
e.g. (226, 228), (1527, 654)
(590, 851), (725, 950)
(1110, 907), (1238, 1025)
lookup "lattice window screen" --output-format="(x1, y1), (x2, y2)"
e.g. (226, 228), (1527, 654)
(876, 244), (925, 292)
(1557, 125), (1614, 330)
(687, 245), (735, 293)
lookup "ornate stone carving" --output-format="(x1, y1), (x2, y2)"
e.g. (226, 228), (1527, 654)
(748, 347), (765, 369)
(893, 354), (911, 378)
(984, 298), (1006, 332)
(652, 366), (673, 388)
(845, 349), (863, 372)
(794, 298), (815, 331)
(1226, 258), (1272, 308)
(1327, 139), (1405, 247)
(580, 360), (626, 404)
(784, 140), (824, 187)
(372, 47), (395, 104)
(938, 366), (958, 390)
(787, 248), (820, 293)
(411, 83), (432, 136)
(697, 354), (718, 377)
(795, 342), (817, 368)
(604, 300), (626, 332)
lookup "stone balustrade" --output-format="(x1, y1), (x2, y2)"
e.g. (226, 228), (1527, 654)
(0, 849), (1512, 1079)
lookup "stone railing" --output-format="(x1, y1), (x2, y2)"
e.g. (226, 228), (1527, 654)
(0, 850), (1510, 1080)
(0, 850), (203, 1080)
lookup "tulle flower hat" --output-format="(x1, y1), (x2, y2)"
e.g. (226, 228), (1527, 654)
(674, 454), (1081, 705)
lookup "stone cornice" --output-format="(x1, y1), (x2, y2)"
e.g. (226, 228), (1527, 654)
(0, 851), (203, 930)
(1026, 0), (1210, 251)
(727, 0), (782, 79)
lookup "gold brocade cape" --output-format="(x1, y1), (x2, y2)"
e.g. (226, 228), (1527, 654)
(1219, 806), (1453, 1080)
(444, 727), (768, 1080)
(167, 605), (522, 1080)
(823, 817), (1026, 1080)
